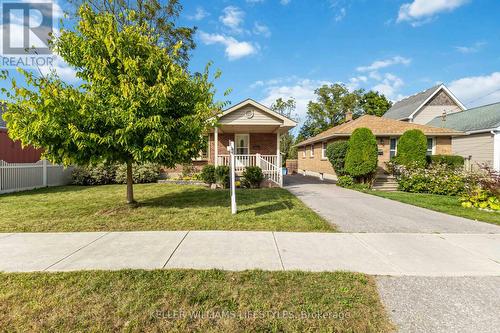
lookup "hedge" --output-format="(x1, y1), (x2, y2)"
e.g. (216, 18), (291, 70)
(428, 155), (464, 169)
(326, 141), (349, 176)
(395, 129), (427, 168)
(345, 128), (378, 179)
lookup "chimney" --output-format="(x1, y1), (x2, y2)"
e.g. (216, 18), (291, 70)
(345, 111), (353, 122)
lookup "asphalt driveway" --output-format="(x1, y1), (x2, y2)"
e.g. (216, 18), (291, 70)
(284, 175), (500, 233)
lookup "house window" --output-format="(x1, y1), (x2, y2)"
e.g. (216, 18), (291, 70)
(427, 138), (434, 156)
(321, 142), (327, 159)
(200, 135), (209, 159)
(310, 144), (314, 157)
(389, 138), (397, 159)
(235, 134), (249, 155)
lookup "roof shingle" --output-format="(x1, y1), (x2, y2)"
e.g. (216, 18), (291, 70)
(296, 115), (463, 146)
(426, 102), (500, 132)
(383, 85), (441, 120)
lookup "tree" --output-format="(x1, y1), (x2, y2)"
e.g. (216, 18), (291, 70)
(345, 128), (378, 182)
(360, 91), (392, 117)
(299, 84), (363, 139)
(326, 141), (349, 176)
(395, 129), (427, 168)
(1, 5), (221, 204)
(68, 0), (196, 66)
(271, 97), (298, 165)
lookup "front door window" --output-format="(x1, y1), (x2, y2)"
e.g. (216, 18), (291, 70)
(235, 134), (249, 155)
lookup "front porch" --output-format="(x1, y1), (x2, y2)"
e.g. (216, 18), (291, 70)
(217, 154), (282, 186)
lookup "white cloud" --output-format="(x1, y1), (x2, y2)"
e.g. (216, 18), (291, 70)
(187, 7), (209, 21)
(253, 22), (271, 38)
(246, 0), (265, 3)
(280, 0), (291, 5)
(448, 72), (500, 107)
(219, 6), (245, 33)
(199, 31), (258, 60)
(335, 7), (347, 22)
(356, 56), (411, 72)
(39, 55), (78, 82)
(454, 41), (486, 54)
(372, 73), (404, 101)
(397, 0), (469, 25)
(257, 77), (332, 121)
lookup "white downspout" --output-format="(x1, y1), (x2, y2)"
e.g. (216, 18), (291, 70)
(277, 131), (282, 186)
(214, 127), (219, 167)
(493, 129), (500, 171)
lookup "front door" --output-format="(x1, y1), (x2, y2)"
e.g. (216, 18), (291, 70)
(235, 134), (249, 155)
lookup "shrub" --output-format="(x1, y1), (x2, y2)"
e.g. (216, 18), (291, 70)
(241, 166), (264, 188)
(345, 128), (378, 181)
(396, 163), (476, 196)
(200, 165), (216, 184)
(394, 129), (427, 168)
(326, 141), (349, 176)
(429, 155), (464, 169)
(72, 164), (117, 185)
(115, 163), (160, 184)
(336, 175), (354, 188)
(215, 165), (230, 188)
(460, 189), (500, 211)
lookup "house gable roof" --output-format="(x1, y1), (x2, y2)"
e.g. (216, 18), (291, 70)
(219, 98), (297, 128)
(383, 84), (465, 121)
(426, 102), (500, 133)
(296, 115), (464, 147)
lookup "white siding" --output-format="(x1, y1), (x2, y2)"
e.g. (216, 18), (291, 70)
(452, 132), (494, 167)
(413, 105), (460, 125)
(219, 106), (281, 125)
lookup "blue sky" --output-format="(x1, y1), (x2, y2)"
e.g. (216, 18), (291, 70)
(1, 0), (500, 121)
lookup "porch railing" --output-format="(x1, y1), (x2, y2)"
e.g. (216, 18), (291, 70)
(217, 154), (282, 186)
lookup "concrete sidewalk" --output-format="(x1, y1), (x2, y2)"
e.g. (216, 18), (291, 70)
(1, 231), (499, 276)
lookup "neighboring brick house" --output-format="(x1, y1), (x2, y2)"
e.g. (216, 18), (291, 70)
(295, 115), (463, 180)
(0, 103), (42, 163)
(427, 102), (500, 171)
(165, 99), (297, 186)
(383, 84), (466, 125)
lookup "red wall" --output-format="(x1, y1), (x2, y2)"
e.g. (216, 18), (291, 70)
(0, 129), (42, 163)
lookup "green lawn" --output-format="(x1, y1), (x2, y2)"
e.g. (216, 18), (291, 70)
(0, 269), (393, 332)
(364, 190), (500, 226)
(0, 184), (333, 232)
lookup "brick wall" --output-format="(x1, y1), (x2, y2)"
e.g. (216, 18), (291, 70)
(209, 132), (277, 164)
(298, 135), (453, 179)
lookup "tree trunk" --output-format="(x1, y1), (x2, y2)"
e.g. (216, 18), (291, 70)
(126, 161), (136, 204)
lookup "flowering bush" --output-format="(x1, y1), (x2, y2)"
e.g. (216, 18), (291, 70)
(395, 163), (477, 196)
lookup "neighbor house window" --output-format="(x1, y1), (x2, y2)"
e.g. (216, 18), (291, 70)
(389, 138), (397, 159)
(303, 146), (306, 158)
(200, 135), (209, 159)
(310, 144), (314, 157)
(321, 142), (327, 159)
(427, 138), (434, 156)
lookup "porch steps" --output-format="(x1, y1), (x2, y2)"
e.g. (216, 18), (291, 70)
(372, 175), (399, 192)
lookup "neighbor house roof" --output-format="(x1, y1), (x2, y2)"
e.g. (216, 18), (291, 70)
(0, 102), (6, 129)
(427, 102), (500, 133)
(296, 115), (464, 147)
(383, 84), (465, 121)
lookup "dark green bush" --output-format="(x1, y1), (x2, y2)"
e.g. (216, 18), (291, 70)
(394, 129), (427, 168)
(345, 128), (378, 180)
(115, 163), (160, 184)
(200, 165), (216, 184)
(241, 166), (264, 188)
(326, 141), (349, 176)
(72, 164), (117, 185)
(429, 155), (464, 169)
(336, 175), (354, 188)
(215, 165), (230, 188)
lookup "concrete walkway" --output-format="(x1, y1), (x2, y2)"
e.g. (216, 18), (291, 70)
(285, 175), (500, 233)
(1, 231), (499, 276)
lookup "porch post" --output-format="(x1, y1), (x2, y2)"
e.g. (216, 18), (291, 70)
(214, 127), (219, 166)
(277, 132), (282, 187)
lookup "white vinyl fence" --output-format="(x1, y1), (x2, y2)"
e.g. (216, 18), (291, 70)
(0, 160), (74, 194)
